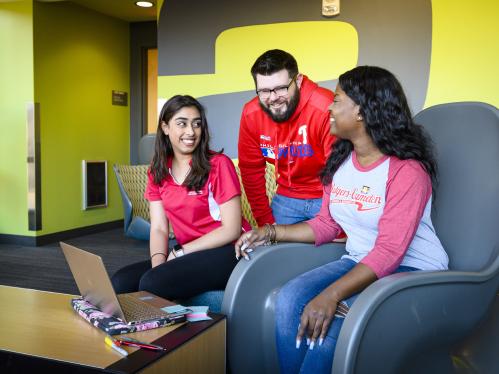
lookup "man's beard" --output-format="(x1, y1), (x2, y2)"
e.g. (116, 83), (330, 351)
(260, 90), (300, 123)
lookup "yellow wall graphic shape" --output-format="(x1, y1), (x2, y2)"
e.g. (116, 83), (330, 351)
(425, 0), (499, 108)
(158, 21), (358, 100)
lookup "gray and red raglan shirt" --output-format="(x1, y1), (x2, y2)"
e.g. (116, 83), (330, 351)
(306, 151), (448, 278)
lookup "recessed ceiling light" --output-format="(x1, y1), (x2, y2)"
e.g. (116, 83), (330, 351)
(135, 1), (154, 8)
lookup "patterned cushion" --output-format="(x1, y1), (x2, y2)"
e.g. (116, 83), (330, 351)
(233, 160), (277, 228)
(115, 165), (150, 221)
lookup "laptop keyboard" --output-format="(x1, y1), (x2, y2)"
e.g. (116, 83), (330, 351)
(118, 294), (169, 322)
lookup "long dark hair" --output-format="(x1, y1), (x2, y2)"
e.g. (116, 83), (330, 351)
(321, 66), (438, 188)
(150, 95), (219, 191)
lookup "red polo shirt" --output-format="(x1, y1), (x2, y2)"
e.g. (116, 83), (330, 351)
(145, 153), (250, 245)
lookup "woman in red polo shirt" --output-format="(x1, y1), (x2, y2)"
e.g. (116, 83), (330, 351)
(112, 95), (250, 300)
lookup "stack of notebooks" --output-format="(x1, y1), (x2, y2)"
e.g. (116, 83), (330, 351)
(163, 305), (211, 322)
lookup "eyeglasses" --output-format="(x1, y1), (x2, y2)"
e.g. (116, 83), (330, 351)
(256, 75), (297, 100)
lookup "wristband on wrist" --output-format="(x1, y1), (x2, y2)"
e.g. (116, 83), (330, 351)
(151, 252), (167, 260)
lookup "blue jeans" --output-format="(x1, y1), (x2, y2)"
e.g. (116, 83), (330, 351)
(275, 258), (418, 374)
(271, 194), (322, 225)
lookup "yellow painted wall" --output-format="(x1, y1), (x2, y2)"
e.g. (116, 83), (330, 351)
(33, 2), (130, 235)
(0, 1), (34, 236)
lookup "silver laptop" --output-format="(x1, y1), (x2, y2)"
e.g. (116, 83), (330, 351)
(60, 242), (171, 325)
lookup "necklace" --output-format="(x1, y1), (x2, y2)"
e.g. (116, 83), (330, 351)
(169, 166), (191, 185)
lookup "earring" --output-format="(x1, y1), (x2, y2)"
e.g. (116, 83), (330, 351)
(357, 115), (362, 121)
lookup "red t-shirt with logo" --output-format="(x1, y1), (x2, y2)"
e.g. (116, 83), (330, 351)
(145, 153), (250, 245)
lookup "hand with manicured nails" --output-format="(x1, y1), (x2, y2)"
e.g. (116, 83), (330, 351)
(295, 291), (349, 350)
(295, 263), (374, 349)
(234, 228), (267, 260)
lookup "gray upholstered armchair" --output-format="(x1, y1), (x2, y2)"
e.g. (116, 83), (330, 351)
(222, 102), (499, 373)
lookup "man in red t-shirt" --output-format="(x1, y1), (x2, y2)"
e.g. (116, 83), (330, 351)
(238, 49), (336, 226)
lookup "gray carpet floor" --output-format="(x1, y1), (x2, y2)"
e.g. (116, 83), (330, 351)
(0, 229), (149, 294)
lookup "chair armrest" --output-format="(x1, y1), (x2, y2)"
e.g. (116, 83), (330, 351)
(222, 242), (346, 374)
(113, 165), (133, 231)
(334, 263), (499, 374)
